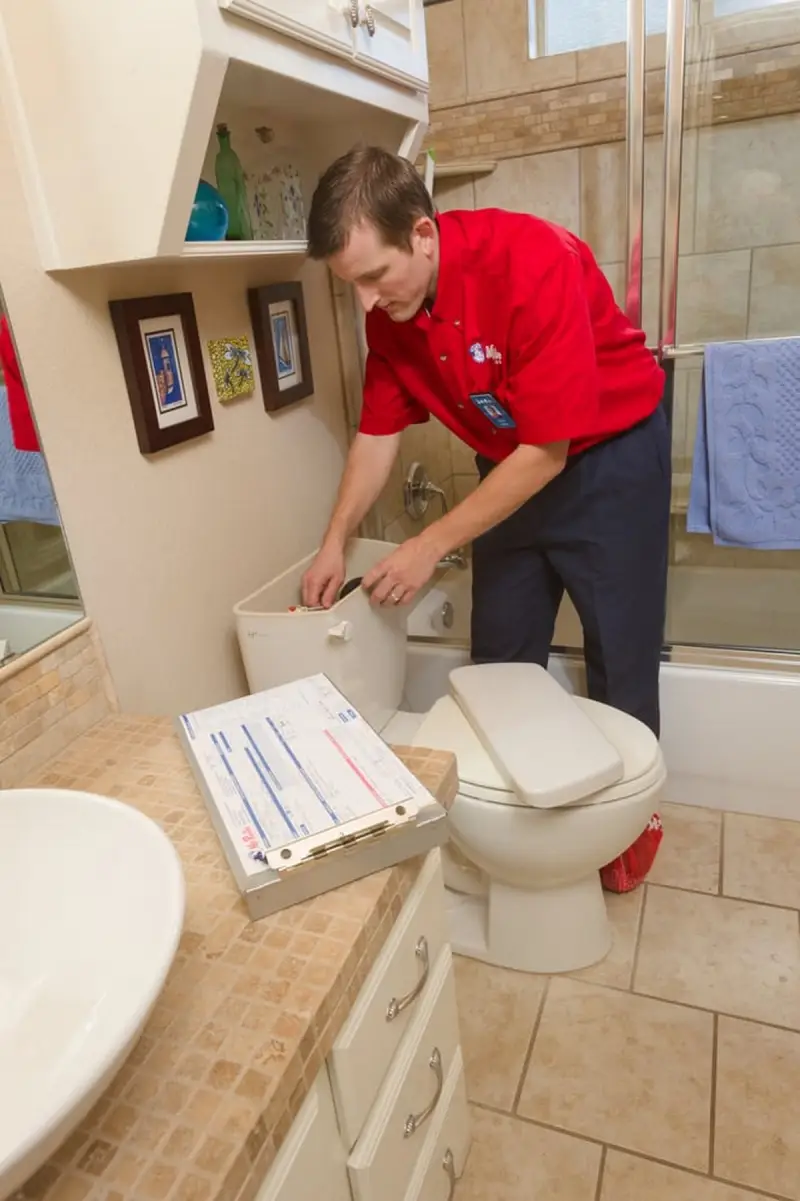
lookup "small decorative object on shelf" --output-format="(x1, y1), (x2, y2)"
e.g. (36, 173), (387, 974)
(207, 336), (255, 402)
(109, 292), (213, 454)
(247, 126), (307, 242)
(215, 124), (253, 241)
(247, 282), (314, 413)
(249, 125), (281, 241)
(186, 179), (229, 242)
(279, 163), (306, 240)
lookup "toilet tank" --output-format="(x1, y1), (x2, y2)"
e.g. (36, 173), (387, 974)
(234, 539), (409, 732)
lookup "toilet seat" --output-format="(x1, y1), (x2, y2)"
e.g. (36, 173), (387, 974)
(411, 664), (663, 811)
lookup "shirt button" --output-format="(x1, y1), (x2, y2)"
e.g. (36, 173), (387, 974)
(457, 403), (465, 409)
(454, 320), (461, 327)
(439, 354), (447, 362)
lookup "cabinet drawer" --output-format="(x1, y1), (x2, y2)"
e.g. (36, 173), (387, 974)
(404, 1047), (470, 1201)
(329, 850), (448, 1149)
(347, 946), (461, 1201)
(254, 1071), (350, 1201)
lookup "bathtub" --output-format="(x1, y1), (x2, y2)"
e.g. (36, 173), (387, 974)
(406, 566), (800, 822)
(0, 602), (83, 660)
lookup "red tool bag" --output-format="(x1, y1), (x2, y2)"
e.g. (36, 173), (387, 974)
(600, 813), (663, 893)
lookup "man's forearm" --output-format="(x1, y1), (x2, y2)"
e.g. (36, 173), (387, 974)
(324, 432), (401, 546)
(418, 441), (568, 557)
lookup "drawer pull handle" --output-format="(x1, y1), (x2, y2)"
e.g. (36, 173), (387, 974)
(386, 936), (429, 1022)
(404, 1047), (443, 1138)
(443, 1149), (456, 1200)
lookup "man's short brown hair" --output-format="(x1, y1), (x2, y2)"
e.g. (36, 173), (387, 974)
(307, 144), (434, 260)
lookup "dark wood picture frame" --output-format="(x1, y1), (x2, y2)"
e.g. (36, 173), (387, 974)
(109, 292), (214, 454)
(247, 281), (314, 413)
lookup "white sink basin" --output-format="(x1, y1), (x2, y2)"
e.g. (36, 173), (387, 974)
(0, 788), (185, 1199)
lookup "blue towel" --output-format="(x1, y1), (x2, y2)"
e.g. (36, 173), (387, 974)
(0, 384), (59, 525)
(687, 338), (800, 549)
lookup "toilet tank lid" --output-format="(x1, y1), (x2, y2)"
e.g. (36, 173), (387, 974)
(449, 663), (624, 809)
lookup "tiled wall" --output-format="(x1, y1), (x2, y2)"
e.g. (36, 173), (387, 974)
(375, 1), (800, 566)
(0, 619), (118, 786)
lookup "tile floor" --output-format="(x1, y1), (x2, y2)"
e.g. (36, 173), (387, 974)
(452, 803), (800, 1201)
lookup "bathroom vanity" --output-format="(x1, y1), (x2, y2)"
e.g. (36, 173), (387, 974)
(18, 716), (469, 1201)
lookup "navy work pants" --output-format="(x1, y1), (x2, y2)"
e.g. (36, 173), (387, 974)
(471, 406), (671, 737)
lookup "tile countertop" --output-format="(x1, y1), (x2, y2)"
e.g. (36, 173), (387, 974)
(15, 715), (458, 1201)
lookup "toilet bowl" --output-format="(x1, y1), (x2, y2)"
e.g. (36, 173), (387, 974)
(403, 664), (665, 973)
(234, 539), (666, 977)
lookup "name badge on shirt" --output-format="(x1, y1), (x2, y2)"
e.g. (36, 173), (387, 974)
(469, 393), (516, 430)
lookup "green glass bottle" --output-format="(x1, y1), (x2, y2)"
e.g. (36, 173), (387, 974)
(214, 123), (253, 241)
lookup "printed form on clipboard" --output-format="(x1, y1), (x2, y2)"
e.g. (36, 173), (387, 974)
(179, 674), (434, 876)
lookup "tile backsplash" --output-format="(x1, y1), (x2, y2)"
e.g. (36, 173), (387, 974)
(0, 618), (118, 786)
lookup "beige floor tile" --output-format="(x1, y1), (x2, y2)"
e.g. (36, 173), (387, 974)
(457, 1106), (602, 1201)
(569, 888), (643, 989)
(518, 978), (713, 1170)
(635, 885), (800, 1029)
(601, 1150), (764, 1200)
(723, 813), (800, 909)
(453, 956), (546, 1111)
(648, 803), (722, 895)
(715, 1017), (800, 1199)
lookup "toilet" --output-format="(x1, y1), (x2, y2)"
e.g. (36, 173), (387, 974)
(235, 539), (666, 975)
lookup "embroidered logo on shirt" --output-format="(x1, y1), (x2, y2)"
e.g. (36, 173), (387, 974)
(485, 344), (503, 364)
(469, 342), (486, 363)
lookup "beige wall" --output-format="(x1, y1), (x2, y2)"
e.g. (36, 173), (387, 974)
(0, 101), (350, 716)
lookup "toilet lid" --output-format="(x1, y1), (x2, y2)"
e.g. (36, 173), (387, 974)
(410, 692), (663, 809)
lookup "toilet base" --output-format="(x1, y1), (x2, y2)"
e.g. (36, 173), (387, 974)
(446, 873), (612, 974)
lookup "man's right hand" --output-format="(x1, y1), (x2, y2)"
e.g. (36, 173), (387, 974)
(301, 540), (346, 608)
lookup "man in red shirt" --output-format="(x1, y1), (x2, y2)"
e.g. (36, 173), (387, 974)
(303, 146), (670, 736)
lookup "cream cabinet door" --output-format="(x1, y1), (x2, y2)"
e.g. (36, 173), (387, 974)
(255, 1072), (351, 1201)
(353, 0), (428, 89)
(218, 0), (357, 58)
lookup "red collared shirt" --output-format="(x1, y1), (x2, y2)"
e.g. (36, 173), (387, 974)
(359, 209), (665, 459)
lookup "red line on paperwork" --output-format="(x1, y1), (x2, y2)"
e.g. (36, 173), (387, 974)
(323, 730), (389, 808)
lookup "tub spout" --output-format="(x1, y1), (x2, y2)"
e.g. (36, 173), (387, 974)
(438, 550), (468, 571)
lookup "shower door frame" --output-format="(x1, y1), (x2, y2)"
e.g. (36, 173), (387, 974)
(592, 0), (800, 671)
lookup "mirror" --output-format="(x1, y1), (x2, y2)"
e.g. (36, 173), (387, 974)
(0, 298), (83, 666)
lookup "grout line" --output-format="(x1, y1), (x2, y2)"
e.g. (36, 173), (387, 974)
(511, 977), (550, 1115)
(629, 883), (649, 991)
(594, 1145), (608, 1201)
(649, 878), (799, 916)
(560, 972), (800, 1039)
(459, 1), (471, 102)
(718, 812), (726, 896)
(709, 1012), (719, 1177)
(470, 1105), (789, 1201)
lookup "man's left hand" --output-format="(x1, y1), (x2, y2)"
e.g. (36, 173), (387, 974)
(362, 536), (441, 607)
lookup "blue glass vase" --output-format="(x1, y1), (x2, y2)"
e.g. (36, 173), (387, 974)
(186, 179), (229, 242)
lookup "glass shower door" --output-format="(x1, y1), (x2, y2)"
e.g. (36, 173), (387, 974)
(658, 0), (800, 652)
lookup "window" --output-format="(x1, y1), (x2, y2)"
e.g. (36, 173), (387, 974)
(528, 0), (798, 56)
(528, 0), (668, 57)
(714, 0), (797, 13)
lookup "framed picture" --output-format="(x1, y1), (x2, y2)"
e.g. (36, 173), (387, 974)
(109, 292), (213, 454)
(247, 281), (314, 413)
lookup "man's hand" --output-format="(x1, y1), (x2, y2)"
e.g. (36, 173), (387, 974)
(362, 536), (441, 607)
(302, 540), (346, 608)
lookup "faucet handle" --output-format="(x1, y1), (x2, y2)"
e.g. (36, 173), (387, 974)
(404, 461), (447, 521)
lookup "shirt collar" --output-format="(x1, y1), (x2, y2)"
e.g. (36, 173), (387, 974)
(422, 212), (466, 324)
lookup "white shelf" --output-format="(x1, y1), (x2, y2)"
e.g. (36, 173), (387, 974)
(179, 239), (307, 260)
(434, 160), (497, 180)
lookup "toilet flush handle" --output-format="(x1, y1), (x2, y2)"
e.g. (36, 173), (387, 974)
(327, 620), (353, 642)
